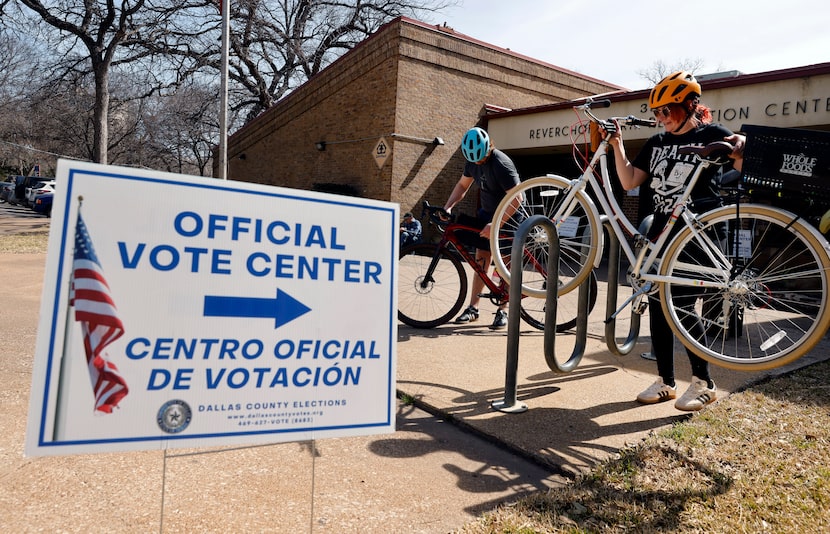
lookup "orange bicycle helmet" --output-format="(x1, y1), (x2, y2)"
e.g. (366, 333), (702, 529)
(649, 71), (701, 108)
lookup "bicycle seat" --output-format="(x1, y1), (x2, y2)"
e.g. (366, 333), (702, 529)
(678, 141), (734, 165)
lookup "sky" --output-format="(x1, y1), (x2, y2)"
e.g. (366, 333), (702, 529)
(430, 0), (829, 91)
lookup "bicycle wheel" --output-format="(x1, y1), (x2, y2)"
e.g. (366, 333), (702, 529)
(659, 204), (830, 370)
(490, 175), (601, 298)
(398, 243), (467, 328)
(519, 270), (598, 332)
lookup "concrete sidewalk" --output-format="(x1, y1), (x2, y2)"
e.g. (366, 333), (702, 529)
(2, 232), (828, 532)
(397, 288), (830, 476)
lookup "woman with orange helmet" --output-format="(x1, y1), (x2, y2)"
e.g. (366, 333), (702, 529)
(606, 71), (745, 411)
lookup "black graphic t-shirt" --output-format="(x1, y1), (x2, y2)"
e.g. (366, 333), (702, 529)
(632, 123), (733, 237)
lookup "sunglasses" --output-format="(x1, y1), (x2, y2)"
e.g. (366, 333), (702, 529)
(652, 105), (673, 118)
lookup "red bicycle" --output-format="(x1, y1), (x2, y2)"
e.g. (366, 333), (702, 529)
(398, 202), (597, 330)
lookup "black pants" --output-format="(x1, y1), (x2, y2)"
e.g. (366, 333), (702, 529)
(648, 294), (711, 385)
(454, 211), (492, 251)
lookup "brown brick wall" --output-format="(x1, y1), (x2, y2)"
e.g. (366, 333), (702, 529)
(223, 17), (620, 227)
(226, 28), (400, 198)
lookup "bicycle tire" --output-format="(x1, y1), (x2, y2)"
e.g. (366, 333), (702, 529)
(490, 175), (601, 298)
(659, 204), (830, 370)
(519, 269), (599, 332)
(398, 243), (467, 328)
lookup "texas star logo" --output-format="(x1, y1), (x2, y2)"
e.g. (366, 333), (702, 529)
(157, 399), (192, 434)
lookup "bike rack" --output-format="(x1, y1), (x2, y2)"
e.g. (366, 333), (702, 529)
(492, 215), (644, 413)
(602, 218), (641, 355)
(492, 215), (592, 413)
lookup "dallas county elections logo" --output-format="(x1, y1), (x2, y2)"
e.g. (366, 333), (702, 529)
(157, 400), (192, 434)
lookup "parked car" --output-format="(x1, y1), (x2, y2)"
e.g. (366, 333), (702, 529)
(32, 192), (54, 217)
(9, 175), (48, 206)
(0, 182), (15, 202)
(25, 180), (55, 207)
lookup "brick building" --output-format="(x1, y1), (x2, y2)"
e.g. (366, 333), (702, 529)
(223, 17), (621, 222)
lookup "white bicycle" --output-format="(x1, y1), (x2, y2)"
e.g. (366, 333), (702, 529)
(490, 99), (830, 371)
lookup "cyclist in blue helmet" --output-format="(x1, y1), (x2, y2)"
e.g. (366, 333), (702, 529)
(460, 126), (490, 163)
(443, 126), (521, 330)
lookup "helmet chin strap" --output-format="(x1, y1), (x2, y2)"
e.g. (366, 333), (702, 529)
(672, 99), (697, 133)
(672, 113), (691, 133)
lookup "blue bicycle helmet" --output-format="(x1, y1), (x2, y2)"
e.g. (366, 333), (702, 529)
(461, 127), (491, 163)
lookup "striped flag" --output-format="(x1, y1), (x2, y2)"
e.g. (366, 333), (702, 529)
(70, 212), (129, 414)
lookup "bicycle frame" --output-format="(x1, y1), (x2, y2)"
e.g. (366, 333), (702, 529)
(491, 101), (830, 370)
(422, 219), (510, 303)
(556, 106), (735, 313)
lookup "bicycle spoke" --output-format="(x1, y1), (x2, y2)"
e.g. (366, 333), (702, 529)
(661, 205), (830, 370)
(489, 176), (600, 298)
(398, 244), (467, 328)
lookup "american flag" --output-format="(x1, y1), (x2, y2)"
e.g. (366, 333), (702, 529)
(70, 212), (129, 414)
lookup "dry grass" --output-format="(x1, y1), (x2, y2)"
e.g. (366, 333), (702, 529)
(456, 360), (830, 533)
(0, 231), (50, 254)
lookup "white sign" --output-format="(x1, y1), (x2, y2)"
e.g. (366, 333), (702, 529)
(25, 160), (399, 456)
(736, 229), (753, 259)
(373, 137), (390, 169)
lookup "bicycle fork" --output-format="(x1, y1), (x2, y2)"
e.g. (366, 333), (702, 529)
(418, 241), (449, 289)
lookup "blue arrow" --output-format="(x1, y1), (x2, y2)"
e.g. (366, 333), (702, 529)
(203, 288), (311, 329)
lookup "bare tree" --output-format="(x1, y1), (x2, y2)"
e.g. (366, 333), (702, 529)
(637, 58), (708, 86)
(140, 82), (219, 175)
(10, 0), (160, 164)
(3, 0), (456, 172)
(145, 0), (456, 125)
(0, 29), (44, 175)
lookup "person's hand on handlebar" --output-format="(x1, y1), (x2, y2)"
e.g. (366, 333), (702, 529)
(601, 119), (622, 151)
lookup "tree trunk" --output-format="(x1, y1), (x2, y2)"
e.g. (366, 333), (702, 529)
(93, 67), (110, 165)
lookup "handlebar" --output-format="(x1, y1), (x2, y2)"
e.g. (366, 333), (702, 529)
(574, 97), (658, 131)
(574, 98), (611, 110)
(624, 115), (658, 128)
(420, 201), (453, 226)
(574, 98), (657, 134)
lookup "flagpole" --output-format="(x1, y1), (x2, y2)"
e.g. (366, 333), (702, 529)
(52, 196), (84, 441)
(218, 0), (230, 180)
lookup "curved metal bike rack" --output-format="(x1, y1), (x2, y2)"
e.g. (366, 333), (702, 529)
(602, 218), (641, 355)
(492, 214), (645, 413)
(492, 215), (592, 413)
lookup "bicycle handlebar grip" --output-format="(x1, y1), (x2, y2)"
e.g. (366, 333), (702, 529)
(589, 99), (611, 109)
(626, 116), (657, 127)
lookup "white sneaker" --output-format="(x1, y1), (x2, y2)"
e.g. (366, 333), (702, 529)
(636, 379), (677, 404)
(675, 378), (717, 411)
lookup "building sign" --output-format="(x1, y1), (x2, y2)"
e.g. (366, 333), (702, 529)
(373, 137), (390, 168)
(489, 72), (830, 150)
(25, 160), (398, 456)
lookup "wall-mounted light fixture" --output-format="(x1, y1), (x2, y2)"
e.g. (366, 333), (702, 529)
(312, 134), (444, 151)
(390, 133), (445, 146)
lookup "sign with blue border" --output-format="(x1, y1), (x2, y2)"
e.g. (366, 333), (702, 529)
(25, 160), (398, 456)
